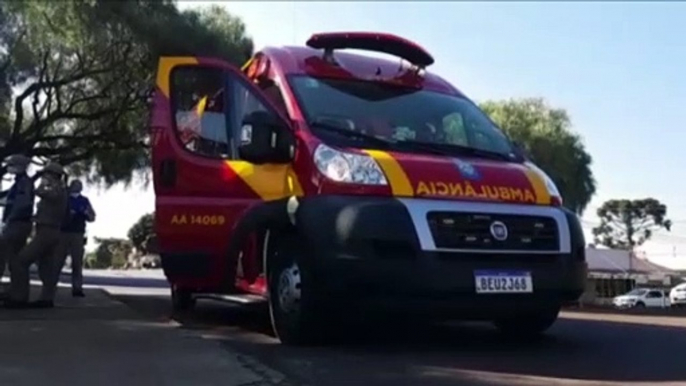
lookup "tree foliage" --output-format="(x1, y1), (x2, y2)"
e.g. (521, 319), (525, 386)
(480, 98), (596, 215)
(0, 0), (252, 185)
(91, 237), (132, 269)
(127, 211), (154, 254)
(592, 198), (672, 249)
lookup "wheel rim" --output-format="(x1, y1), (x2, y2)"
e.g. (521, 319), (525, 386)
(277, 263), (301, 314)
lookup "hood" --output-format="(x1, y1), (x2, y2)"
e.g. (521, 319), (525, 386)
(368, 150), (553, 205)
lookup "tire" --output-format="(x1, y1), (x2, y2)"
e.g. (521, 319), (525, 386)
(634, 302), (645, 309)
(493, 305), (560, 337)
(171, 285), (196, 312)
(267, 233), (331, 346)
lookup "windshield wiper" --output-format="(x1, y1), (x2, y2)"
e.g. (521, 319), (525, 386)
(390, 140), (455, 157)
(308, 121), (397, 148)
(414, 142), (516, 162)
(310, 122), (451, 156)
(308, 121), (514, 160)
(454, 146), (516, 162)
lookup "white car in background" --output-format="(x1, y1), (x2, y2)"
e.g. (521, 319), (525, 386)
(669, 283), (686, 307)
(612, 288), (670, 309)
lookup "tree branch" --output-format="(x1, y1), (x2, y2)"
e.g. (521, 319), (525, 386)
(12, 63), (120, 134)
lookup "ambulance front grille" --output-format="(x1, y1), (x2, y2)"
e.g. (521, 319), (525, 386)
(427, 211), (560, 252)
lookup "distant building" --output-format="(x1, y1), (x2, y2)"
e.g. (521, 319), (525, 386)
(580, 248), (684, 305)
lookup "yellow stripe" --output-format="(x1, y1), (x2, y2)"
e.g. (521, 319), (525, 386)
(523, 168), (550, 205)
(196, 96), (208, 116)
(241, 57), (254, 72)
(363, 150), (414, 196)
(156, 57), (199, 98)
(227, 161), (303, 201)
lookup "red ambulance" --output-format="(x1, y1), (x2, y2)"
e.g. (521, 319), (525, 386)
(150, 32), (587, 345)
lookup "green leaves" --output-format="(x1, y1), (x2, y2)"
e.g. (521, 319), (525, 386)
(593, 198), (672, 249)
(92, 237), (132, 269)
(0, 0), (253, 186)
(480, 98), (596, 215)
(127, 211), (154, 254)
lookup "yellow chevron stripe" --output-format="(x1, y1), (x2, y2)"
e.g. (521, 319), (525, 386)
(227, 161), (304, 201)
(364, 149), (414, 196)
(522, 168), (550, 205)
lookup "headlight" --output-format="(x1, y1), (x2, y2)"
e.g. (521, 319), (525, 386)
(313, 144), (388, 185)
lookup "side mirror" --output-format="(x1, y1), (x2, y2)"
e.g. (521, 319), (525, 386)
(238, 111), (294, 164)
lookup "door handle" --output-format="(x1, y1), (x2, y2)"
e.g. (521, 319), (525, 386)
(160, 159), (177, 187)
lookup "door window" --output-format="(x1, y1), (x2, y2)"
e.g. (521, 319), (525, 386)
(170, 66), (283, 161)
(647, 290), (663, 298)
(229, 80), (280, 147)
(171, 66), (231, 158)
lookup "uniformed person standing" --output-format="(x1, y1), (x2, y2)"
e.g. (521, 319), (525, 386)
(5, 162), (67, 308)
(50, 179), (95, 298)
(0, 155), (35, 292)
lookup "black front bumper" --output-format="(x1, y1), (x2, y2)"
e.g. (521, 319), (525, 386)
(295, 196), (587, 319)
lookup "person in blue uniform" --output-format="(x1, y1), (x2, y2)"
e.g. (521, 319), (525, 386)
(52, 179), (95, 298)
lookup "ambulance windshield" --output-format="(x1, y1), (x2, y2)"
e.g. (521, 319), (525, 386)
(289, 75), (518, 159)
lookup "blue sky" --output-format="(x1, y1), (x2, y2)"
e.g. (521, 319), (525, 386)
(84, 1), (686, 268)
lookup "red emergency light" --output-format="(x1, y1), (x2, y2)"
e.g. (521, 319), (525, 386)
(306, 32), (435, 69)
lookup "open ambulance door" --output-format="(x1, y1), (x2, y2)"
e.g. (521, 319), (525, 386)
(150, 56), (297, 297)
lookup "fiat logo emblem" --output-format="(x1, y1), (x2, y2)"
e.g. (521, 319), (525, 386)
(490, 221), (508, 241)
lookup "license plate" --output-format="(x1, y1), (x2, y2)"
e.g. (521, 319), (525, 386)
(474, 270), (533, 294)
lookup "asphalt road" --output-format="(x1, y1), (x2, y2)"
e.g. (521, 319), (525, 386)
(66, 272), (686, 386)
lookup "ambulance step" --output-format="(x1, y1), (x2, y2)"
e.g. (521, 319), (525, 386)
(195, 293), (267, 304)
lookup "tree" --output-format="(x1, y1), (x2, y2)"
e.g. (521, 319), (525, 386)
(128, 211), (154, 254)
(480, 98), (596, 215)
(592, 198), (672, 249)
(92, 237), (132, 269)
(0, 1), (253, 185)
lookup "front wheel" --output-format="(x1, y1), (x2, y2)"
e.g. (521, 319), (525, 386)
(267, 234), (332, 346)
(171, 285), (196, 312)
(493, 305), (560, 337)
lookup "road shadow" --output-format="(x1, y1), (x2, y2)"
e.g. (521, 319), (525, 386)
(113, 294), (686, 385)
